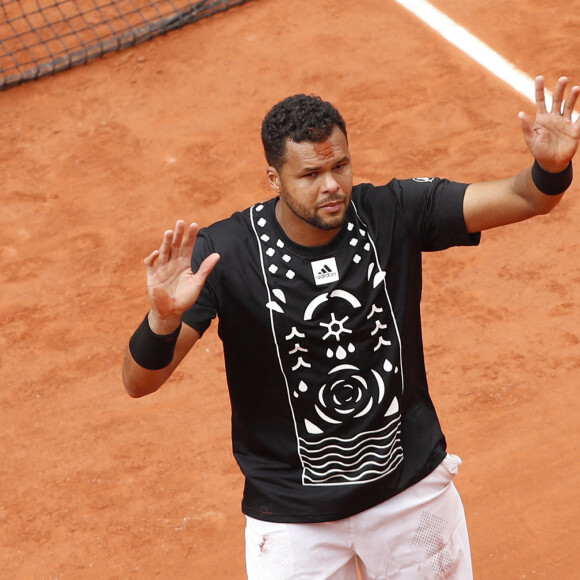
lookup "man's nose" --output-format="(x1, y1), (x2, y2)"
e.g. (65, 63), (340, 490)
(321, 172), (340, 193)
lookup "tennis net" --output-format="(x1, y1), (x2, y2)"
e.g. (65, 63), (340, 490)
(0, 0), (253, 90)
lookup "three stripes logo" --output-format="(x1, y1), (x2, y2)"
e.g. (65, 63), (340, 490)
(311, 257), (339, 285)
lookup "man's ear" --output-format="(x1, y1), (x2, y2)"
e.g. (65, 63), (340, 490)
(266, 166), (281, 193)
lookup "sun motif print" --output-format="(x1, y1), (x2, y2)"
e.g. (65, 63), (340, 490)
(251, 202), (404, 486)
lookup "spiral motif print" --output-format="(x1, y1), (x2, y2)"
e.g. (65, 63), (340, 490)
(315, 365), (386, 426)
(300, 363), (402, 484)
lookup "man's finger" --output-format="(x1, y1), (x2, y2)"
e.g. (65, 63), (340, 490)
(535, 76), (548, 115)
(180, 222), (200, 259)
(517, 111), (533, 142)
(563, 85), (580, 120)
(195, 252), (220, 282)
(551, 76), (568, 114)
(144, 249), (160, 268)
(157, 229), (174, 265)
(171, 220), (186, 258)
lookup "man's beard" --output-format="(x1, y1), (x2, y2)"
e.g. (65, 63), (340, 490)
(283, 193), (349, 231)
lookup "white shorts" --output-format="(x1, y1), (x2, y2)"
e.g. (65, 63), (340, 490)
(245, 454), (472, 580)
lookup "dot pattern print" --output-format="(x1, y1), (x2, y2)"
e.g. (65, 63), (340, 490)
(411, 511), (455, 577)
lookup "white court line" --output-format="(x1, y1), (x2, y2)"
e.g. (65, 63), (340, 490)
(394, 0), (579, 121)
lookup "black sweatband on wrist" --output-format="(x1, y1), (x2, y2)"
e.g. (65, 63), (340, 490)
(531, 160), (573, 196)
(129, 315), (180, 370)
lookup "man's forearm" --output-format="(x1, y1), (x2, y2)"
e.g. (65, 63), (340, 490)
(510, 163), (568, 216)
(463, 162), (570, 233)
(122, 317), (200, 398)
(122, 349), (174, 398)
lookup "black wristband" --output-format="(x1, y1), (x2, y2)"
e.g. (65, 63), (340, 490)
(129, 315), (180, 370)
(531, 160), (573, 196)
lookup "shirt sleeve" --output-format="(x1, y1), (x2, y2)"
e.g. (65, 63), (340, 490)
(390, 177), (481, 251)
(181, 229), (218, 336)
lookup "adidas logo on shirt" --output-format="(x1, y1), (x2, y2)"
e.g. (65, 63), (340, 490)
(311, 257), (340, 285)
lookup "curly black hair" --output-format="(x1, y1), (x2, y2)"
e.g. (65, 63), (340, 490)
(261, 94), (348, 170)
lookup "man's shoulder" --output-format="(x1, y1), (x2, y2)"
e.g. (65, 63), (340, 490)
(206, 197), (273, 226)
(199, 197), (276, 246)
(353, 177), (467, 208)
(351, 180), (400, 212)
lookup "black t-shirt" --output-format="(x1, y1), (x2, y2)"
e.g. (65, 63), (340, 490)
(182, 178), (480, 523)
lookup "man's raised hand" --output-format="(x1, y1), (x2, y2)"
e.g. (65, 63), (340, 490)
(143, 220), (219, 333)
(518, 76), (580, 173)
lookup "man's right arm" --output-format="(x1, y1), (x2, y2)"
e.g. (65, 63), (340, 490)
(121, 221), (220, 398)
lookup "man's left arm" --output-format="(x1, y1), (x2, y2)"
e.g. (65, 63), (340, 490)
(464, 76), (580, 233)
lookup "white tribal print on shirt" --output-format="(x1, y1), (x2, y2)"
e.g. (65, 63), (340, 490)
(250, 201), (404, 486)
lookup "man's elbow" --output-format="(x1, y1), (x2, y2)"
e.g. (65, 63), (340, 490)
(531, 194), (563, 217)
(124, 383), (150, 398)
(122, 366), (161, 398)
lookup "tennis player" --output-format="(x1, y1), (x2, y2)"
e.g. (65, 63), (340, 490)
(123, 75), (578, 579)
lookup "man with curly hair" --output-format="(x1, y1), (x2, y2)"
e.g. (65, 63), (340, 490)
(123, 77), (579, 579)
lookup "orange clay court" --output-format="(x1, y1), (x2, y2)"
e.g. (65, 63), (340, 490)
(1, 0), (579, 578)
